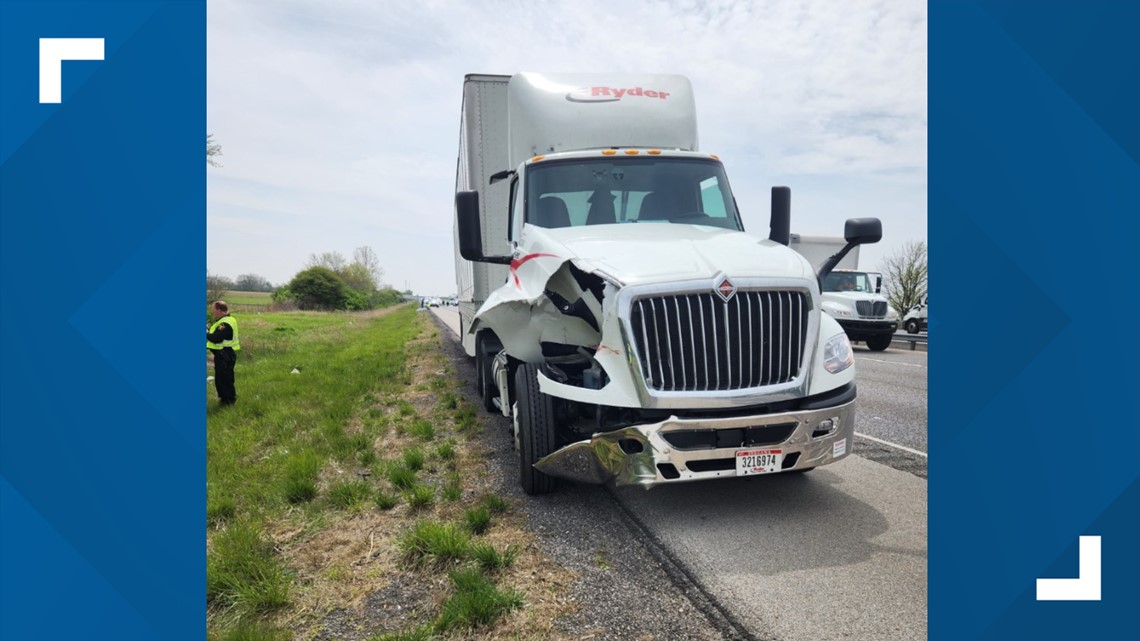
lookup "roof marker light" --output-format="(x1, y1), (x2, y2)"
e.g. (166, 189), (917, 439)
(625, 149), (639, 155)
(648, 149), (661, 155)
(531, 155), (545, 162)
(710, 154), (720, 160)
(601, 149), (617, 156)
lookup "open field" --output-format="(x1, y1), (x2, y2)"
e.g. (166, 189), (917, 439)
(206, 305), (574, 641)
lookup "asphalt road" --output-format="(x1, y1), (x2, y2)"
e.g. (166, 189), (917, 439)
(853, 346), (928, 454)
(431, 306), (927, 641)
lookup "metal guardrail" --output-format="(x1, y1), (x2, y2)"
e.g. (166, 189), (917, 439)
(892, 331), (928, 351)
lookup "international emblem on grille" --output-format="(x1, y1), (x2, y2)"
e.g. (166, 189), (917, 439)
(714, 276), (736, 302)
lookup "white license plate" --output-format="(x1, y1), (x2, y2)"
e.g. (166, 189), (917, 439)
(736, 448), (784, 476)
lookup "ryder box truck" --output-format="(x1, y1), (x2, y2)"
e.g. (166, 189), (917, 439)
(453, 73), (882, 494)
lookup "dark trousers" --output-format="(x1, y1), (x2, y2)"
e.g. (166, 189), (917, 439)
(213, 348), (237, 404)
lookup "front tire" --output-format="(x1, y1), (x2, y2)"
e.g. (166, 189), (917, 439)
(514, 362), (559, 495)
(905, 319), (920, 335)
(866, 333), (892, 351)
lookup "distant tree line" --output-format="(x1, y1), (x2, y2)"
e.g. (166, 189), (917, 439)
(207, 245), (404, 311)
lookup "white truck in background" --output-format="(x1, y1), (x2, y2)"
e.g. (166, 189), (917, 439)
(790, 235), (898, 351)
(453, 72), (884, 494)
(903, 295), (927, 334)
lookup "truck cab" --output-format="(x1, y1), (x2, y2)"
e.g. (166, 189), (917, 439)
(904, 295), (928, 334)
(454, 72), (884, 494)
(819, 269), (899, 351)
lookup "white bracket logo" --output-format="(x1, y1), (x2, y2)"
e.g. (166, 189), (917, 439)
(1036, 535), (1101, 601)
(39, 38), (104, 104)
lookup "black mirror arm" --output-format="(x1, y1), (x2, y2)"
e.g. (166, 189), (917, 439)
(816, 243), (859, 287)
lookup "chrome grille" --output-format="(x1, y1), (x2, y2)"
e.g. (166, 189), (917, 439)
(629, 291), (809, 392)
(856, 301), (888, 318)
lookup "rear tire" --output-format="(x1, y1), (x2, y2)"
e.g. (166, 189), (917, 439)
(514, 362), (559, 495)
(905, 319), (920, 335)
(866, 334), (892, 351)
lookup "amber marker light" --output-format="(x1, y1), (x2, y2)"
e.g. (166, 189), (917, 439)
(531, 155), (545, 162)
(648, 149), (662, 155)
(601, 149), (617, 155)
(710, 154), (720, 160)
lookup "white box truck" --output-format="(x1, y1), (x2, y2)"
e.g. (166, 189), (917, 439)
(453, 72), (882, 494)
(790, 235), (899, 351)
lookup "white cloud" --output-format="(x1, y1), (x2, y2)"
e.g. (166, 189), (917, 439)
(208, 0), (926, 292)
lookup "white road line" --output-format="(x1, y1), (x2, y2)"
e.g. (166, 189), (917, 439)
(855, 432), (928, 458)
(857, 357), (925, 368)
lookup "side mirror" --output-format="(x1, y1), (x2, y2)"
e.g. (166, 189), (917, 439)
(818, 217), (884, 284)
(875, 275), (882, 294)
(844, 218), (882, 245)
(456, 191), (511, 265)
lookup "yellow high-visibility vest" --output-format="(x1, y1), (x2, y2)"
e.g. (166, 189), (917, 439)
(207, 315), (241, 351)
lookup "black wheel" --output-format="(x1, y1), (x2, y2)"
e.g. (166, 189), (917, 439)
(475, 333), (498, 413)
(905, 319), (920, 335)
(866, 333), (892, 351)
(514, 362), (559, 495)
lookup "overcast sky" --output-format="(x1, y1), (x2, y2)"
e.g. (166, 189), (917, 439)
(207, 0), (926, 295)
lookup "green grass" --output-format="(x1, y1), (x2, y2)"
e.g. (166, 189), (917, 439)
(434, 568), (523, 631)
(207, 497), (237, 527)
(207, 306), (418, 521)
(375, 490), (399, 511)
(326, 480), (372, 510)
(386, 463), (417, 490)
(405, 483), (435, 510)
(206, 306), (417, 635)
(211, 620), (291, 641)
(463, 507), (491, 535)
(439, 392), (459, 410)
(221, 290), (274, 306)
(366, 626), (434, 641)
(470, 543), (518, 572)
(478, 495), (509, 515)
(279, 451), (321, 504)
(407, 420), (436, 441)
(453, 402), (477, 431)
(402, 447), (426, 471)
(434, 441), (455, 462)
(207, 522), (291, 614)
(398, 521), (471, 567)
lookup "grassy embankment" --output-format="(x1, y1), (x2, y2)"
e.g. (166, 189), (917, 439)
(206, 306), (573, 641)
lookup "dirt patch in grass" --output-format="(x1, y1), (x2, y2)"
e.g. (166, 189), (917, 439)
(263, 314), (576, 640)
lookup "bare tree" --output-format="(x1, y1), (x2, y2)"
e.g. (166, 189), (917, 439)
(879, 241), (928, 317)
(352, 245), (384, 283)
(207, 272), (232, 304)
(207, 134), (223, 168)
(306, 251), (347, 272)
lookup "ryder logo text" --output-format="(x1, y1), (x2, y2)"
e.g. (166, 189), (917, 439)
(566, 86), (671, 103)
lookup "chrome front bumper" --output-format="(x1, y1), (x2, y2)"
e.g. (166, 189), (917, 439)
(534, 398), (855, 487)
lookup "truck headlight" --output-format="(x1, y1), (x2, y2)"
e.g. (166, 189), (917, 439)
(823, 332), (854, 374)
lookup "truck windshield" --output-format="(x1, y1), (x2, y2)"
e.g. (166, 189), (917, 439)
(822, 272), (874, 293)
(525, 157), (743, 231)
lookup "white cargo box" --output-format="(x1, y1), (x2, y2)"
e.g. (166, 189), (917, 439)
(507, 72), (698, 168)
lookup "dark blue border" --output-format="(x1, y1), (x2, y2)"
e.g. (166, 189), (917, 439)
(930, 1), (1139, 639)
(1, 1), (204, 639)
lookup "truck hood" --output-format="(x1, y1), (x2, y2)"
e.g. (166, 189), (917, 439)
(523, 223), (813, 285)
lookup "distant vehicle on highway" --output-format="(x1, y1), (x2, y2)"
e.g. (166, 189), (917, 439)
(790, 236), (898, 351)
(904, 295), (928, 334)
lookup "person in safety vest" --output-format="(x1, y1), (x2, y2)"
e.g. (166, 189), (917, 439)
(207, 300), (240, 405)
